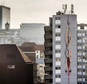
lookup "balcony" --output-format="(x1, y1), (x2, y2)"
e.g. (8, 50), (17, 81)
(44, 34), (52, 39)
(45, 55), (52, 59)
(45, 79), (52, 84)
(44, 59), (52, 63)
(45, 63), (52, 67)
(44, 75), (52, 79)
(45, 51), (52, 55)
(44, 26), (52, 32)
(44, 67), (52, 71)
(45, 42), (52, 47)
(45, 82), (52, 84)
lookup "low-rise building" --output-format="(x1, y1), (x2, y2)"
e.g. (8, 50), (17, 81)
(0, 44), (33, 84)
(19, 42), (45, 83)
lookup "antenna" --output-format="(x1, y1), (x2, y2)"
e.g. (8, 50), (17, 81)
(71, 4), (74, 14)
(62, 4), (67, 14)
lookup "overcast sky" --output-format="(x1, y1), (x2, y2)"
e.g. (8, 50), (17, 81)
(2, 0), (87, 28)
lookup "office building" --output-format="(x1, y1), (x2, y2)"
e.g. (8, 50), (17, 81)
(0, 5), (10, 29)
(44, 11), (77, 84)
(77, 24), (87, 84)
(20, 23), (45, 44)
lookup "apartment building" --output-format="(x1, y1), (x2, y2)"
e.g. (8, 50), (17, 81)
(44, 11), (77, 84)
(77, 24), (87, 84)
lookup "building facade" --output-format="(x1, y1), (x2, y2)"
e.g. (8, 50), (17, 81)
(44, 12), (77, 84)
(77, 24), (87, 84)
(0, 5), (10, 29)
(0, 44), (33, 84)
(0, 29), (20, 45)
(20, 23), (45, 44)
(19, 42), (45, 83)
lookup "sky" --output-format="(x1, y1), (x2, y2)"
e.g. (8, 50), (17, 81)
(1, 0), (87, 28)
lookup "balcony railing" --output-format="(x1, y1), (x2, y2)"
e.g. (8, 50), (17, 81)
(44, 59), (52, 63)
(44, 75), (52, 79)
(45, 42), (52, 47)
(44, 67), (52, 71)
(45, 51), (52, 55)
(44, 34), (52, 39)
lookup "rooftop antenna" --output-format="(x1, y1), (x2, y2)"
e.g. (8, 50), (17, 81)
(71, 4), (74, 14)
(62, 4), (67, 14)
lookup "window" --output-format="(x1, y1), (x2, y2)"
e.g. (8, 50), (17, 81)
(55, 25), (61, 28)
(56, 67), (61, 70)
(55, 58), (61, 62)
(55, 34), (61, 36)
(80, 26), (84, 29)
(7, 65), (15, 69)
(56, 75), (61, 78)
(37, 55), (39, 58)
(55, 50), (61, 53)
(55, 41), (61, 44)
(55, 17), (61, 20)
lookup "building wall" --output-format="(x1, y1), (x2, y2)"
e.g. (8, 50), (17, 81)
(52, 15), (77, 84)
(0, 44), (33, 84)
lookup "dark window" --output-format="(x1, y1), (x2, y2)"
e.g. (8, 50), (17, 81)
(55, 17), (61, 20)
(55, 67), (61, 70)
(55, 34), (61, 36)
(55, 25), (61, 28)
(55, 75), (61, 78)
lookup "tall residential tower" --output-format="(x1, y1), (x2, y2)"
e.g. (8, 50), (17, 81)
(44, 11), (77, 84)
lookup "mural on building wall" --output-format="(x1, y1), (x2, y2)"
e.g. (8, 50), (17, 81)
(65, 16), (72, 84)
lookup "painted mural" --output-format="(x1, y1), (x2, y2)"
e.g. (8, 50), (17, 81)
(65, 17), (72, 84)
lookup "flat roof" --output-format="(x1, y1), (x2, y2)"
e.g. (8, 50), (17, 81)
(0, 5), (10, 10)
